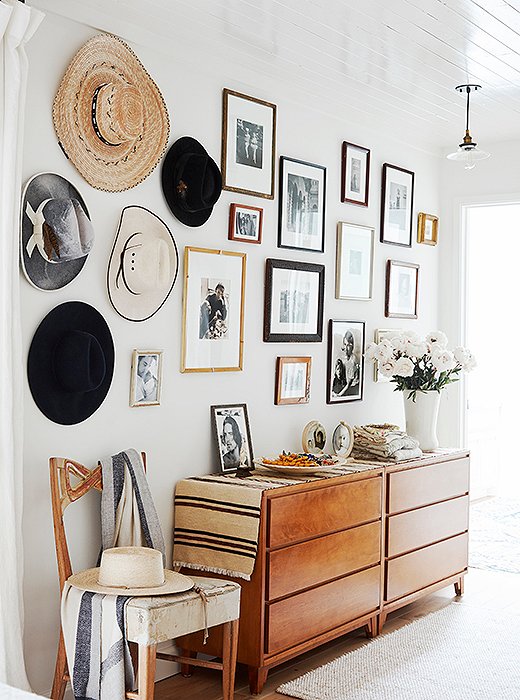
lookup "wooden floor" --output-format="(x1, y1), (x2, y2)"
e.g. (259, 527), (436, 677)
(154, 568), (520, 700)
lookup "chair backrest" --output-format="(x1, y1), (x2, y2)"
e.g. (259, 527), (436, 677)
(49, 453), (146, 591)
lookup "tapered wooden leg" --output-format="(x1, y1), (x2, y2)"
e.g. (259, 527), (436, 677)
(365, 616), (378, 638)
(222, 619), (239, 700)
(378, 611), (388, 635)
(180, 648), (197, 677)
(137, 644), (157, 700)
(248, 666), (268, 695)
(454, 575), (465, 596)
(51, 630), (68, 700)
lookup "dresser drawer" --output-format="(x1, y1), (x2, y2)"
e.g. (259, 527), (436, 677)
(388, 458), (469, 514)
(387, 495), (469, 557)
(268, 521), (381, 600)
(385, 533), (468, 602)
(265, 566), (380, 654)
(267, 476), (382, 548)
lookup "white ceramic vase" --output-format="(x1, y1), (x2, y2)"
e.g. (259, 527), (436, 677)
(403, 390), (441, 451)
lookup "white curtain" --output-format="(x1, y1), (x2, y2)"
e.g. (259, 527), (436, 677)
(0, 0), (43, 690)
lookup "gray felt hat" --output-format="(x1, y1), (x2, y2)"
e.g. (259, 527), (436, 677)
(20, 172), (94, 291)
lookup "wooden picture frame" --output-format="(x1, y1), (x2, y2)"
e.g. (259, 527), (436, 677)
(417, 212), (439, 245)
(130, 350), (163, 407)
(228, 203), (263, 244)
(211, 403), (254, 473)
(380, 163), (415, 247)
(264, 258), (325, 342)
(336, 221), (374, 300)
(385, 260), (419, 319)
(275, 356), (312, 405)
(327, 319), (365, 404)
(341, 142), (370, 206)
(221, 88), (276, 199)
(181, 247), (246, 372)
(278, 156), (326, 252)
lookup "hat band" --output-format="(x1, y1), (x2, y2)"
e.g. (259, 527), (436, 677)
(91, 84), (123, 147)
(96, 578), (167, 590)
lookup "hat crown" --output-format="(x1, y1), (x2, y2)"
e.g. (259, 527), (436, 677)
(93, 83), (144, 146)
(98, 547), (165, 590)
(53, 330), (106, 393)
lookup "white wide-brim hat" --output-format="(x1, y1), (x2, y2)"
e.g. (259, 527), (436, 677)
(107, 206), (179, 322)
(68, 546), (193, 596)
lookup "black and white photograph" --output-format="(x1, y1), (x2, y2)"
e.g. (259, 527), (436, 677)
(332, 421), (354, 457)
(275, 356), (311, 405)
(222, 88), (276, 199)
(327, 319), (365, 404)
(182, 247), (246, 372)
(278, 157), (326, 252)
(228, 203), (263, 243)
(301, 420), (327, 453)
(385, 260), (419, 318)
(341, 142), (370, 206)
(211, 403), (254, 473)
(264, 258), (325, 342)
(336, 222), (374, 300)
(130, 350), (163, 407)
(380, 163), (415, 246)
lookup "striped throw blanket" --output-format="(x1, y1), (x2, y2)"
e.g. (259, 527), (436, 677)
(62, 449), (164, 700)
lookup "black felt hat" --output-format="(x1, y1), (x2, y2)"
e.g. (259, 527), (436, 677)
(27, 301), (115, 425)
(161, 136), (222, 227)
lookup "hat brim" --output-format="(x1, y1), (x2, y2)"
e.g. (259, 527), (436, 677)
(20, 173), (91, 291)
(27, 301), (114, 425)
(67, 567), (194, 596)
(161, 137), (221, 227)
(107, 206), (179, 322)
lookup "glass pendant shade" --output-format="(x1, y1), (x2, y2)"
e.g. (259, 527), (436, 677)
(447, 84), (489, 169)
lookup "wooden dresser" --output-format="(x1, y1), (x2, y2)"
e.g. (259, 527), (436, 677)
(177, 449), (469, 694)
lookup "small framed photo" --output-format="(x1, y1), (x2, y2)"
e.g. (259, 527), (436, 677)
(336, 222), (374, 300)
(278, 156), (326, 252)
(211, 403), (254, 473)
(327, 319), (365, 404)
(373, 329), (402, 382)
(341, 142), (370, 206)
(380, 163), (415, 246)
(331, 421), (354, 458)
(222, 88), (276, 199)
(417, 212), (438, 245)
(385, 260), (419, 319)
(228, 203), (263, 244)
(302, 420), (327, 454)
(182, 247), (246, 372)
(264, 258), (325, 342)
(275, 356), (312, 405)
(130, 350), (163, 407)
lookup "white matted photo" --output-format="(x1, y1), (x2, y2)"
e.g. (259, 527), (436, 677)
(130, 350), (163, 407)
(228, 203), (263, 244)
(336, 222), (374, 300)
(327, 319), (365, 404)
(380, 164), (414, 246)
(341, 142), (370, 206)
(211, 403), (254, 473)
(222, 89), (276, 199)
(331, 421), (354, 457)
(182, 247), (246, 372)
(385, 260), (419, 319)
(275, 356), (311, 405)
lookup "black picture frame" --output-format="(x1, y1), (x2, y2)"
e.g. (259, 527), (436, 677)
(341, 141), (370, 206)
(264, 258), (325, 342)
(210, 403), (254, 473)
(380, 163), (415, 247)
(327, 319), (365, 404)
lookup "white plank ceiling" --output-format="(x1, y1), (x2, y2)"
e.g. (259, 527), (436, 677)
(32, 0), (520, 153)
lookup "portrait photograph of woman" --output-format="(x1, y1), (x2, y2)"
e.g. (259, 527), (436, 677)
(211, 403), (254, 472)
(130, 350), (163, 407)
(327, 320), (365, 404)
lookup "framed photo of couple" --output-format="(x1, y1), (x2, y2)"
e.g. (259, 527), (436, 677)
(327, 319), (365, 404)
(211, 403), (254, 473)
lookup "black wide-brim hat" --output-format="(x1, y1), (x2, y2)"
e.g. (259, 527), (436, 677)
(27, 301), (115, 425)
(161, 136), (222, 227)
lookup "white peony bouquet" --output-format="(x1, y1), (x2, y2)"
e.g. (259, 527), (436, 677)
(365, 330), (476, 401)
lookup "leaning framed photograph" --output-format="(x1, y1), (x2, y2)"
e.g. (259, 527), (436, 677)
(211, 403), (254, 473)
(385, 260), (419, 319)
(336, 221), (374, 300)
(182, 247), (246, 372)
(222, 88), (276, 199)
(278, 156), (326, 252)
(341, 142), (370, 206)
(275, 356), (312, 405)
(417, 212), (439, 246)
(373, 329), (402, 382)
(327, 319), (365, 404)
(130, 350), (163, 407)
(264, 258), (325, 342)
(380, 163), (415, 246)
(228, 203), (263, 244)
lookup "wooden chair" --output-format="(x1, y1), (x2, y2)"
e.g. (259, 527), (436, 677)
(50, 456), (240, 700)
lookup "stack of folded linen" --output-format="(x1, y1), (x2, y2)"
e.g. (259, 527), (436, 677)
(352, 423), (422, 462)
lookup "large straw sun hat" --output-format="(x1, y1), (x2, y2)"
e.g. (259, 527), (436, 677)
(53, 34), (170, 192)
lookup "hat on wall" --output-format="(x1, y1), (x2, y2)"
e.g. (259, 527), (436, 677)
(161, 136), (222, 227)
(53, 34), (170, 192)
(68, 547), (194, 596)
(107, 206), (179, 322)
(21, 173), (94, 291)
(27, 301), (115, 425)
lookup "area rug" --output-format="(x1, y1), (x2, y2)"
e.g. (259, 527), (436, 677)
(469, 498), (520, 574)
(277, 603), (520, 700)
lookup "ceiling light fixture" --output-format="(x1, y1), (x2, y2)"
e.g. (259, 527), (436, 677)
(447, 84), (490, 170)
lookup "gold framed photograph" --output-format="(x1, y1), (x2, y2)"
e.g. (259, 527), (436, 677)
(130, 350), (163, 407)
(417, 212), (439, 245)
(275, 356), (312, 405)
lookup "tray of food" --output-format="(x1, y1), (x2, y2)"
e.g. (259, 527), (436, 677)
(253, 451), (346, 475)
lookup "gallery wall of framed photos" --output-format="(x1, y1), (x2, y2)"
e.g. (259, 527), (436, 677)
(20, 10), (443, 692)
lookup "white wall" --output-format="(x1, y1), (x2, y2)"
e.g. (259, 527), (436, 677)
(21, 10), (442, 694)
